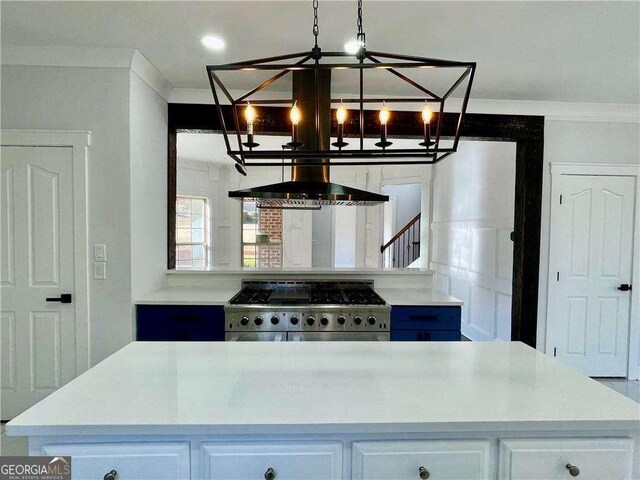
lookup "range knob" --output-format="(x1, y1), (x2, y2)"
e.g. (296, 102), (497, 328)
(306, 316), (315, 326)
(367, 316), (376, 326)
(290, 316), (299, 325)
(320, 317), (329, 326)
(254, 316), (263, 326)
(271, 316), (280, 325)
(353, 316), (362, 325)
(337, 316), (346, 325)
(240, 316), (249, 326)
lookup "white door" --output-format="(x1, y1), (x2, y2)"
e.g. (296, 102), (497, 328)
(1, 146), (78, 419)
(547, 174), (636, 376)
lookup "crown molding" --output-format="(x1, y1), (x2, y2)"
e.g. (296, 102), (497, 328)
(169, 87), (639, 123)
(2, 45), (172, 101)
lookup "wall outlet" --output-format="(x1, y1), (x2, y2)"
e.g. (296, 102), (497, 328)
(93, 262), (106, 280)
(93, 244), (107, 261)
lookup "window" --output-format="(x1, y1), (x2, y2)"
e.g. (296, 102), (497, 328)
(176, 196), (209, 269)
(242, 200), (283, 269)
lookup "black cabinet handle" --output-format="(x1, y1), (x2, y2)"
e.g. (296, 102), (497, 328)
(566, 464), (580, 477)
(46, 294), (72, 304)
(618, 284), (632, 292)
(418, 466), (430, 479)
(104, 470), (117, 480)
(264, 467), (276, 480)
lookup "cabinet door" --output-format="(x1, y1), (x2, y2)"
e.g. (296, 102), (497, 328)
(201, 442), (342, 480)
(41, 442), (190, 480)
(353, 440), (491, 480)
(499, 438), (634, 480)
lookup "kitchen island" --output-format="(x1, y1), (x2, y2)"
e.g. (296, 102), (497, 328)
(7, 342), (639, 479)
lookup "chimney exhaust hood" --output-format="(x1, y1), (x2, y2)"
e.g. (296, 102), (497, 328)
(228, 70), (389, 208)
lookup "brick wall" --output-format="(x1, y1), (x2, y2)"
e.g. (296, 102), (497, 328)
(258, 208), (283, 268)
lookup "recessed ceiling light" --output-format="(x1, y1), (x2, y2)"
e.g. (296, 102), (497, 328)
(344, 39), (364, 55)
(201, 35), (225, 51)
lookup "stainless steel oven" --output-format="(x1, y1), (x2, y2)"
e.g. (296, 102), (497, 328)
(224, 280), (391, 342)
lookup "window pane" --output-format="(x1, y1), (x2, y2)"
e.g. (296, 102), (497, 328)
(177, 245), (193, 260)
(192, 244), (205, 260)
(191, 199), (204, 215)
(176, 228), (191, 243)
(191, 228), (205, 243)
(176, 212), (192, 228)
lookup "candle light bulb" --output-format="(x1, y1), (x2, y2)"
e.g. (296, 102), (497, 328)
(379, 102), (390, 126)
(421, 103), (433, 124)
(336, 102), (347, 125)
(290, 101), (301, 126)
(244, 103), (256, 125)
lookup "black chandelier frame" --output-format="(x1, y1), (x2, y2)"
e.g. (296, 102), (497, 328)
(207, 49), (476, 169)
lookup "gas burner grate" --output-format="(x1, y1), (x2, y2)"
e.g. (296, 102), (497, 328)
(343, 288), (386, 305)
(229, 289), (273, 305)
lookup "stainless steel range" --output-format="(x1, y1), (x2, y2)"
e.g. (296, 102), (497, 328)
(224, 280), (390, 341)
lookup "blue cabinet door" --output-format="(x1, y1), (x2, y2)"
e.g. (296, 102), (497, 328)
(136, 305), (225, 341)
(390, 330), (461, 341)
(390, 306), (461, 342)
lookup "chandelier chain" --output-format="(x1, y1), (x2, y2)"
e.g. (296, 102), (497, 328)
(312, 0), (319, 47)
(357, 0), (363, 35)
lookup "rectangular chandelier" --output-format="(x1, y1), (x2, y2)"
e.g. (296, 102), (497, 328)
(207, 50), (476, 170)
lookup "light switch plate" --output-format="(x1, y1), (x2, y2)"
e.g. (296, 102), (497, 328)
(93, 244), (107, 261)
(93, 262), (106, 280)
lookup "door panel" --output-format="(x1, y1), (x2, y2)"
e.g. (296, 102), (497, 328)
(547, 174), (636, 376)
(1, 146), (77, 419)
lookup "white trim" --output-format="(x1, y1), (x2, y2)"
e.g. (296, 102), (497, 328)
(130, 50), (173, 101)
(1, 129), (91, 376)
(2, 46), (172, 102)
(547, 162), (640, 380)
(550, 163), (640, 176)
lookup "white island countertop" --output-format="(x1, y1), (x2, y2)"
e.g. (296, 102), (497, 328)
(135, 286), (462, 306)
(7, 342), (638, 437)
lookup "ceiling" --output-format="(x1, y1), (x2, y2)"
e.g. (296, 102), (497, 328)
(2, 1), (638, 103)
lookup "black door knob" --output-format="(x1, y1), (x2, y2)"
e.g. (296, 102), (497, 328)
(104, 470), (117, 480)
(264, 467), (276, 480)
(566, 464), (580, 477)
(418, 466), (430, 479)
(46, 294), (72, 304)
(618, 284), (632, 292)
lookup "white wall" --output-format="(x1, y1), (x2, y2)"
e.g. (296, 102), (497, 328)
(1, 65), (133, 365)
(129, 71), (168, 298)
(383, 183), (422, 234)
(430, 141), (517, 341)
(538, 119), (640, 375)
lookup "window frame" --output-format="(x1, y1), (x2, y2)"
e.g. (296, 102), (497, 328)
(175, 195), (210, 270)
(241, 199), (283, 269)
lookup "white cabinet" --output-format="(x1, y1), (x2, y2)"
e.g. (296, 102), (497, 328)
(499, 438), (635, 480)
(41, 442), (190, 480)
(352, 440), (491, 480)
(201, 442), (343, 480)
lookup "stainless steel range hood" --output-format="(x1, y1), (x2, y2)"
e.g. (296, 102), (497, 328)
(228, 70), (389, 207)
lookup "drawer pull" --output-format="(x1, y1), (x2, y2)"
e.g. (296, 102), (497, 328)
(566, 464), (580, 477)
(418, 466), (430, 479)
(104, 470), (118, 480)
(264, 467), (276, 480)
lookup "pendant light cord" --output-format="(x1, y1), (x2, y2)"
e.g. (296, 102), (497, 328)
(356, 0), (366, 58)
(312, 0), (319, 48)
